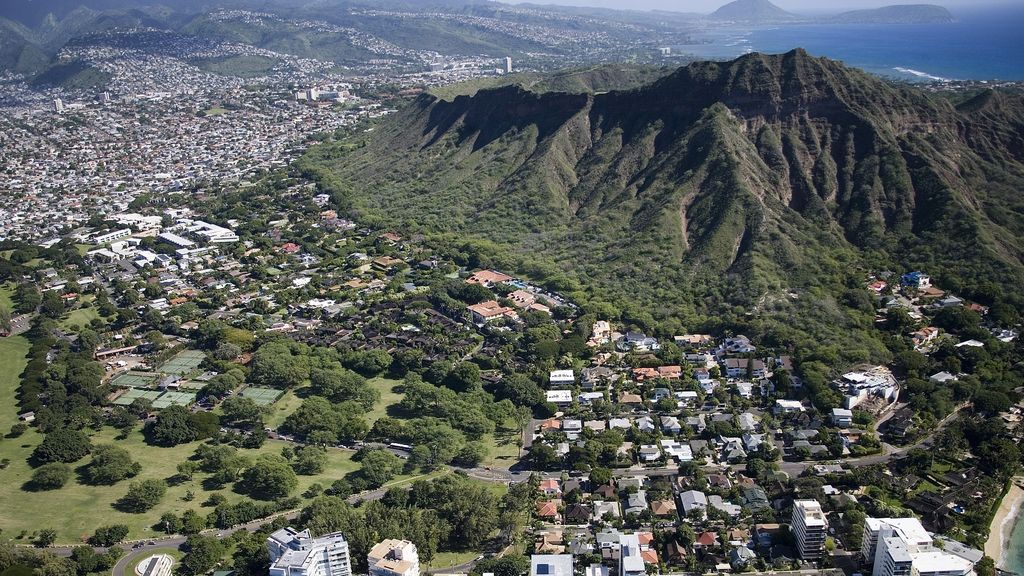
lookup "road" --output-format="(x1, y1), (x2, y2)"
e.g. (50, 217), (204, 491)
(36, 405), (967, 575)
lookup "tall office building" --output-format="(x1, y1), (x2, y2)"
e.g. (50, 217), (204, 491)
(791, 500), (828, 561)
(54, 98), (64, 113)
(862, 518), (975, 576)
(101, 92), (111, 104)
(368, 539), (419, 576)
(267, 527), (353, 576)
(505, 56), (513, 74)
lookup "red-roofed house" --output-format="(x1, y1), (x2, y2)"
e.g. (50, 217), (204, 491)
(540, 479), (562, 497)
(466, 270), (513, 287)
(640, 549), (659, 564)
(536, 500), (561, 522)
(694, 532), (718, 549)
(467, 300), (518, 324)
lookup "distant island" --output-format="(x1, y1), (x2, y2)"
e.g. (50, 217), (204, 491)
(827, 4), (955, 24)
(707, 0), (955, 25)
(708, 0), (800, 23)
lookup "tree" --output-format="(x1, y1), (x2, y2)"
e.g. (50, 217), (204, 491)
(292, 446), (328, 475)
(240, 455), (297, 500)
(40, 291), (65, 319)
(0, 305), (12, 334)
(30, 463), (72, 490)
(358, 449), (403, 488)
(82, 445), (141, 485)
(118, 479), (167, 512)
(147, 405), (199, 446)
(177, 460), (199, 480)
(180, 535), (226, 575)
(526, 443), (559, 471)
(88, 524), (129, 546)
(342, 349), (393, 377)
(181, 510), (207, 535)
(976, 556), (996, 576)
(221, 397), (264, 429)
(159, 512), (183, 534)
(34, 529), (57, 547)
(308, 367), (378, 410)
(452, 442), (487, 468)
(32, 430), (92, 464)
(249, 342), (309, 389)
(213, 342), (242, 361)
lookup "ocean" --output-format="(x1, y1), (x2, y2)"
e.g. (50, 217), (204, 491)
(671, 5), (1024, 82)
(1008, 518), (1024, 573)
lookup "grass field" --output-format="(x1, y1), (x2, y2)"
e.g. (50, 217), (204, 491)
(424, 550), (479, 571)
(481, 425), (521, 470)
(0, 283), (14, 311)
(266, 390), (303, 429)
(366, 377), (403, 423)
(62, 306), (103, 330)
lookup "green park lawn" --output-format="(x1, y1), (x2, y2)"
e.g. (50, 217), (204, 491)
(61, 306), (103, 330)
(266, 389), (304, 429)
(0, 283), (14, 311)
(365, 377), (404, 423)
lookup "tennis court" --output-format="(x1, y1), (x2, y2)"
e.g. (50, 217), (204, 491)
(240, 386), (282, 406)
(157, 350), (207, 375)
(110, 372), (159, 388)
(152, 391), (196, 409)
(112, 388), (162, 405)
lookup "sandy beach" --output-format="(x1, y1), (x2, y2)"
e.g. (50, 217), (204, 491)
(987, 477), (1024, 568)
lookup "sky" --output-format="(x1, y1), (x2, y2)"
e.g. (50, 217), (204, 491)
(501, 0), (1018, 15)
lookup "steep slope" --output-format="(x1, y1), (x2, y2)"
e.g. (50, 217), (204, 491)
(301, 50), (1024, 326)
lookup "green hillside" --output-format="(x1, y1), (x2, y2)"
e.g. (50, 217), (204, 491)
(297, 50), (1024, 357)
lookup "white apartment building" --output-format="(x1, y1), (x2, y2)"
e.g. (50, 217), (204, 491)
(368, 539), (419, 576)
(791, 499), (828, 561)
(618, 534), (644, 576)
(267, 527), (353, 576)
(863, 518), (976, 576)
(94, 228), (132, 244)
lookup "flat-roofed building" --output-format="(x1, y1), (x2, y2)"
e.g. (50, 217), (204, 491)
(530, 554), (573, 576)
(791, 500), (827, 561)
(267, 527), (352, 576)
(618, 534), (644, 576)
(368, 539), (419, 576)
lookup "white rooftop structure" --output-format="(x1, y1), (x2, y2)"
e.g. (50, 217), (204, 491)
(268, 527), (352, 576)
(549, 369), (575, 386)
(618, 534), (645, 576)
(530, 555), (573, 576)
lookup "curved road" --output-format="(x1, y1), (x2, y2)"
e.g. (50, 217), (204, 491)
(35, 406), (965, 575)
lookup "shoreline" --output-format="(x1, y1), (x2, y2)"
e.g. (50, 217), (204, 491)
(986, 477), (1024, 569)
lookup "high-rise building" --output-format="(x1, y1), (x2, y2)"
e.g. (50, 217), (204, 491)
(54, 98), (64, 113)
(267, 527), (352, 576)
(368, 539), (419, 576)
(505, 57), (513, 74)
(791, 500), (827, 561)
(101, 92), (111, 104)
(862, 518), (975, 576)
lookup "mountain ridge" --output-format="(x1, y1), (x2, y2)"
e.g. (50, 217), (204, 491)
(299, 50), (1024, 330)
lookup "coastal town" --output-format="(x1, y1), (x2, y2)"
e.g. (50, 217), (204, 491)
(0, 155), (1020, 576)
